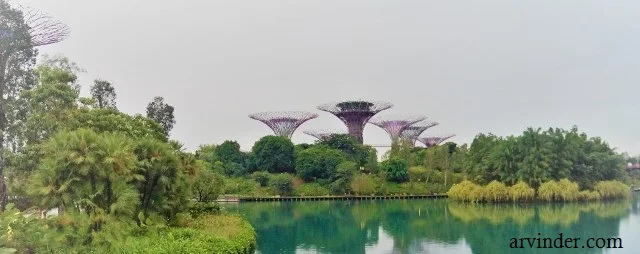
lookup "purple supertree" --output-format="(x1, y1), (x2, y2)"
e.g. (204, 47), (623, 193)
(369, 116), (426, 142)
(399, 121), (439, 146)
(249, 111), (318, 138)
(317, 100), (392, 143)
(418, 134), (456, 148)
(303, 129), (347, 141)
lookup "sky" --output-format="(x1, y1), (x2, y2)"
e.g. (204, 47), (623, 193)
(16, 0), (640, 155)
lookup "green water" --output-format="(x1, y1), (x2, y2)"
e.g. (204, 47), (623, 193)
(225, 193), (639, 254)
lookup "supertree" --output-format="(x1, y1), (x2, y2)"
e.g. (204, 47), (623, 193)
(249, 111), (318, 138)
(0, 1), (69, 210)
(399, 121), (439, 146)
(317, 100), (392, 143)
(368, 116), (426, 143)
(303, 129), (347, 141)
(417, 134), (456, 148)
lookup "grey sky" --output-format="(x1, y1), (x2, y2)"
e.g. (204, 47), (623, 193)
(19, 0), (640, 155)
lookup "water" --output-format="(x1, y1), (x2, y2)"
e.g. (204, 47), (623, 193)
(225, 193), (639, 254)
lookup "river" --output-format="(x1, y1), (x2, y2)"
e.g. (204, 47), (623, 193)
(225, 193), (639, 254)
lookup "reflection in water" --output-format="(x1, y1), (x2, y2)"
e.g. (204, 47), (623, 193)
(225, 193), (639, 254)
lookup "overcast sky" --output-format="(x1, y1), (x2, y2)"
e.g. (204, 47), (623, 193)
(17, 0), (640, 155)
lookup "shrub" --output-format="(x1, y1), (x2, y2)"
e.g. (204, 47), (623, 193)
(251, 171), (271, 187)
(188, 202), (221, 218)
(270, 173), (294, 196)
(350, 174), (377, 195)
(557, 178), (580, 202)
(381, 157), (409, 183)
(408, 166), (428, 182)
(251, 136), (295, 173)
(483, 181), (509, 202)
(447, 180), (484, 202)
(537, 180), (560, 202)
(594, 180), (631, 200)
(294, 183), (330, 196)
(578, 190), (601, 201)
(508, 181), (535, 202)
(224, 178), (260, 195)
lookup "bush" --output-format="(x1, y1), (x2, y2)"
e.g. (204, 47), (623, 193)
(508, 181), (535, 202)
(538, 179), (580, 202)
(251, 171), (271, 187)
(381, 157), (409, 183)
(224, 177), (261, 195)
(188, 202), (222, 218)
(408, 166), (428, 182)
(578, 190), (601, 201)
(483, 181), (509, 202)
(294, 183), (330, 196)
(350, 174), (377, 195)
(594, 180), (631, 200)
(270, 173), (294, 196)
(557, 179), (580, 202)
(447, 180), (484, 202)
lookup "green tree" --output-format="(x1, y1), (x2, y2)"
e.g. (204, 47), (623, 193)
(68, 108), (166, 142)
(215, 140), (246, 170)
(145, 96), (175, 136)
(251, 136), (295, 173)
(381, 157), (409, 183)
(90, 79), (116, 109)
(295, 145), (347, 182)
(133, 137), (184, 222)
(28, 129), (139, 223)
(193, 170), (224, 202)
(317, 134), (371, 166)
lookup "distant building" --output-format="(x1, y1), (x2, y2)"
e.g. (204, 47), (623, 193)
(627, 163), (640, 174)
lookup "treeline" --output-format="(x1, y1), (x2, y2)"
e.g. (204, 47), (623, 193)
(0, 52), (255, 253)
(193, 124), (635, 201)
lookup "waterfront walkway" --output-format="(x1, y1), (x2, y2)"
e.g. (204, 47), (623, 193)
(218, 194), (447, 202)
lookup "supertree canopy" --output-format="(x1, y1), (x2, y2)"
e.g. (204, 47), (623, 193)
(317, 100), (392, 143)
(369, 116), (426, 142)
(399, 121), (439, 146)
(249, 111), (318, 138)
(303, 129), (347, 141)
(418, 134), (456, 148)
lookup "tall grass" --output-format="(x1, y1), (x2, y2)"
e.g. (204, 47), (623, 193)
(508, 182), (535, 202)
(594, 180), (630, 200)
(483, 181), (509, 202)
(447, 180), (484, 203)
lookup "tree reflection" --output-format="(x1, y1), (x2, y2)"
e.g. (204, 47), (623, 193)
(226, 194), (638, 254)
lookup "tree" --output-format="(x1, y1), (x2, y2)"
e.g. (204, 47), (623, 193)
(90, 79), (116, 109)
(28, 129), (139, 223)
(381, 157), (409, 183)
(215, 140), (245, 166)
(251, 136), (295, 173)
(68, 108), (166, 142)
(317, 134), (371, 166)
(145, 96), (175, 136)
(295, 145), (347, 182)
(193, 170), (224, 202)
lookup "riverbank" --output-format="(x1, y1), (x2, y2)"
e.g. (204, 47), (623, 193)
(218, 194), (447, 202)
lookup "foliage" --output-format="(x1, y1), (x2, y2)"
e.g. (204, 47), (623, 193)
(508, 182), (535, 202)
(578, 190), (601, 201)
(294, 183), (330, 197)
(90, 79), (116, 109)
(188, 202), (221, 218)
(447, 180), (484, 203)
(594, 180), (630, 200)
(68, 108), (166, 141)
(316, 134), (372, 166)
(270, 174), (294, 196)
(224, 162), (248, 177)
(251, 136), (295, 173)
(381, 157), (409, 183)
(483, 181), (509, 202)
(216, 140), (245, 166)
(193, 170), (224, 202)
(295, 145), (347, 181)
(329, 161), (356, 195)
(145, 96), (176, 136)
(350, 174), (377, 195)
(250, 171), (271, 187)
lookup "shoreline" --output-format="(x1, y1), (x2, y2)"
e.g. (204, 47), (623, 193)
(217, 194), (448, 202)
